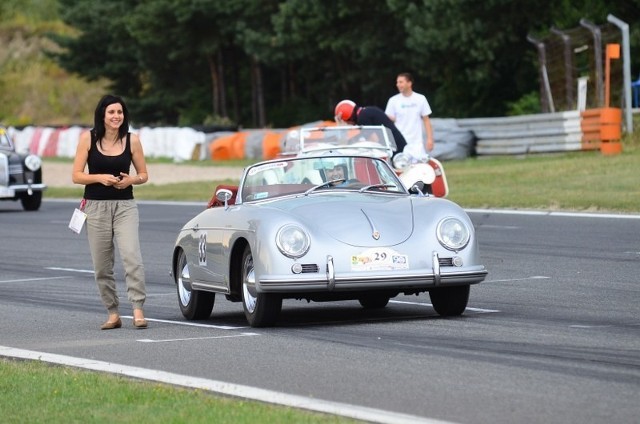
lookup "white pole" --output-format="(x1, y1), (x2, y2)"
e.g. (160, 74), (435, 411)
(577, 77), (589, 112)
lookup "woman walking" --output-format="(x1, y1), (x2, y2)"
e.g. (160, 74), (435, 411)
(72, 94), (149, 330)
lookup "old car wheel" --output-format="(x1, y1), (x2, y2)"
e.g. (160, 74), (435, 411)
(358, 295), (390, 309)
(241, 245), (282, 327)
(175, 249), (214, 320)
(429, 285), (470, 316)
(20, 192), (42, 211)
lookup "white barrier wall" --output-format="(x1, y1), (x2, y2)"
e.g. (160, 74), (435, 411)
(7, 111), (593, 161)
(8, 126), (209, 162)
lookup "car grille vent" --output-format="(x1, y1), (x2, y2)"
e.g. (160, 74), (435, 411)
(300, 264), (319, 273)
(438, 257), (454, 267)
(9, 164), (22, 175)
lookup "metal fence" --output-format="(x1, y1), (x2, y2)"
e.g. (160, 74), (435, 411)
(528, 19), (624, 113)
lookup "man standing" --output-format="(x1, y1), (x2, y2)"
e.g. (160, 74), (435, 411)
(385, 72), (434, 159)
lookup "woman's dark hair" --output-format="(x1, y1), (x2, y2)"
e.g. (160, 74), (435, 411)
(91, 94), (130, 144)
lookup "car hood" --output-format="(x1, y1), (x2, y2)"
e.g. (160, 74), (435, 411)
(269, 193), (414, 247)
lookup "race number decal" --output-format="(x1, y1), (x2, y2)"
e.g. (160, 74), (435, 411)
(351, 247), (409, 271)
(198, 232), (207, 266)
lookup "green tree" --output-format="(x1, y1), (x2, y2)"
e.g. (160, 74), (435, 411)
(46, 0), (640, 126)
(388, 0), (640, 118)
(0, 0), (59, 22)
(125, 0), (221, 125)
(387, 0), (550, 117)
(271, 0), (407, 121)
(49, 0), (147, 116)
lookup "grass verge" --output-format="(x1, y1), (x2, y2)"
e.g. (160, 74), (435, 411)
(444, 146), (639, 213)
(0, 358), (357, 424)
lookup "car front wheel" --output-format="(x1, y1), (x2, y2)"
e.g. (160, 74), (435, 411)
(20, 192), (42, 211)
(241, 245), (282, 327)
(176, 249), (215, 320)
(429, 285), (470, 316)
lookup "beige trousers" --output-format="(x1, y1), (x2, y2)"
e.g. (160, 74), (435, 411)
(85, 199), (146, 314)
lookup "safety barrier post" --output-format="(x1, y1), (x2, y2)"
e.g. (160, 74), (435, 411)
(580, 107), (622, 154)
(600, 44), (622, 155)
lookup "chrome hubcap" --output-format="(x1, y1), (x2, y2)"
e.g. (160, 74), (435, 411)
(242, 255), (257, 313)
(177, 259), (191, 307)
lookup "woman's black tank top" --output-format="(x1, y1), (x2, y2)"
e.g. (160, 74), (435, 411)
(83, 132), (134, 200)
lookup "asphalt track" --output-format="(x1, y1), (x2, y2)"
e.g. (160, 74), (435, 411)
(1, 199), (639, 424)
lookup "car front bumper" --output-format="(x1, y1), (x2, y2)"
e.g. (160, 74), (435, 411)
(257, 251), (487, 293)
(0, 183), (47, 198)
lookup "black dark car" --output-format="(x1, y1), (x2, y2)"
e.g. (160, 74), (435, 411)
(0, 126), (46, 211)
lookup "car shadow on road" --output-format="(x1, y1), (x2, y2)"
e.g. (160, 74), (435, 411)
(192, 298), (471, 328)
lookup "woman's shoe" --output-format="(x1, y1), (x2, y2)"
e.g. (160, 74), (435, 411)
(100, 317), (122, 330)
(133, 308), (147, 329)
(133, 318), (148, 329)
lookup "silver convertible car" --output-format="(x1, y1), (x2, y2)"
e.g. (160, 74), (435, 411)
(171, 154), (487, 327)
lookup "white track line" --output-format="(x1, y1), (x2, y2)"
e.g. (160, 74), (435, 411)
(46, 267), (94, 274)
(0, 346), (456, 424)
(121, 316), (248, 331)
(0, 276), (68, 284)
(465, 208), (640, 219)
(138, 332), (259, 343)
(389, 300), (499, 313)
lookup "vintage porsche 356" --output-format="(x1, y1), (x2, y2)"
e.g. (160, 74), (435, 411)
(171, 154), (486, 327)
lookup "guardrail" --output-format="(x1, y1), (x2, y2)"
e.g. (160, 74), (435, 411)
(455, 108), (622, 156)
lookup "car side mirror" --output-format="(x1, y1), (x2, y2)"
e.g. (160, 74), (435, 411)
(216, 188), (234, 209)
(408, 181), (426, 195)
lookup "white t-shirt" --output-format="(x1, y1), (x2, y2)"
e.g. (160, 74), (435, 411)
(385, 92), (432, 158)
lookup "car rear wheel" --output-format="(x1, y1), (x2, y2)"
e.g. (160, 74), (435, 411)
(358, 295), (390, 309)
(176, 249), (214, 320)
(241, 245), (282, 327)
(429, 285), (470, 316)
(20, 192), (42, 211)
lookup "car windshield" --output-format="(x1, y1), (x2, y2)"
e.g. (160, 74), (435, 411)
(240, 156), (406, 202)
(282, 125), (397, 158)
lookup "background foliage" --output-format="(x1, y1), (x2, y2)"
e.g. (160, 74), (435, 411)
(1, 0), (639, 128)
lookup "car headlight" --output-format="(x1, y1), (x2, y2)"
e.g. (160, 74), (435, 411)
(436, 217), (470, 251)
(276, 224), (310, 258)
(24, 154), (42, 172)
(392, 152), (410, 171)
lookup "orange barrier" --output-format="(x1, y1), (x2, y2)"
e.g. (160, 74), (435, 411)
(580, 107), (622, 155)
(210, 132), (247, 160)
(209, 121), (337, 161)
(262, 131), (283, 160)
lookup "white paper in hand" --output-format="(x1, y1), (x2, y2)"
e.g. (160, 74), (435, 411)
(69, 208), (87, 234)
